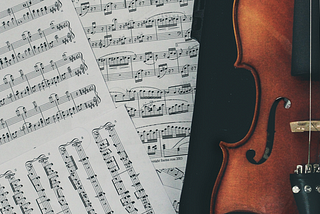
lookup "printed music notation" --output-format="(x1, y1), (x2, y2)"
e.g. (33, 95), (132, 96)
(83, 14), (193, 35)
(89, 29), (192, 48)
(111, 84), (195, 102)
(90, 29), (193, 47)
(59, 139), (113, 214)
(103, 63), (197, 82)
(73, 0), (199, 212)
(0, 52), (87, 108)
(156, 167), (185, 213)
(111, 83), (195, 119)
(127, 101), (194, 118)
(0, 170), (33, 214)
(102, 43), (197, 119)
(0, 0), (62, 34)
(87, 11), (193, 48)
(74, 0), (192, 16)
(138, 123), (190, 159)
(0, 106), (176, 214)
(157, 167), (184, 182)
(0, 20), (74, 70)
(0, 0), (115, 163)
(97, 45), (198, 70)
(92, 123), (154, 214)
(0, 84), (101, 145)
(98, 44), (198, 83)
(25, 154), (71, 214)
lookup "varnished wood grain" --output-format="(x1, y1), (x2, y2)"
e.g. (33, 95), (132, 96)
(211, 0), (320, 213)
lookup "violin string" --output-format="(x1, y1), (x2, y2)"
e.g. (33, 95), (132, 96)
(308, 0), (312, 165)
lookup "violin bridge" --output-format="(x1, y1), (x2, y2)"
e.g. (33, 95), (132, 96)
(294, 164), (320, 174)
(290, 121), (320, 132)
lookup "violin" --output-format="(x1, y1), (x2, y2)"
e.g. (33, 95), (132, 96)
(211, 0), (320, 213)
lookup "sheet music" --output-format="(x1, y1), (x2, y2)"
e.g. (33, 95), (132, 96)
(0, 105), (175, 214)
(156, 167), (185, 212)
(72, 0), (199, 211)
(0, 0), (116, 163)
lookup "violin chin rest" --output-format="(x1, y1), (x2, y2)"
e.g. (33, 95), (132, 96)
(290, 173), (320, 214)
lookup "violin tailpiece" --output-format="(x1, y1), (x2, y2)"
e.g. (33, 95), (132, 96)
(291, 164), (320, 214)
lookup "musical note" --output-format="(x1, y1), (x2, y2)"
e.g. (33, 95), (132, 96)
(128, 1), (137, 13)
(88, 21), (96, 34)
(104, 3), (113, 15)
(179, 0), (188, 7)
(173, 200), (180, 213)
(159, 167), (184, 180)
(157, 63), (169, 78)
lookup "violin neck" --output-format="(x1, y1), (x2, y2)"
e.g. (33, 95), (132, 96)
(291, 0), (320, 78)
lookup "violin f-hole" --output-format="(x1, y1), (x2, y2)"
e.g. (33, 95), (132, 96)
(246, 97), (291, 165)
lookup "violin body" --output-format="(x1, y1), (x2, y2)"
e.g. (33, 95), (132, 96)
(211, 0), (320, 213)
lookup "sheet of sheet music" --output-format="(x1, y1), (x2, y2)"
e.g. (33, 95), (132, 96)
(0, 0), (116, 163)
(0, 105), (175, 214)
(72, 0), (199, 211)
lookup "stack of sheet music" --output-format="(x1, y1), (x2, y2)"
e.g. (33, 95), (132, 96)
(0, 0), (198, 213)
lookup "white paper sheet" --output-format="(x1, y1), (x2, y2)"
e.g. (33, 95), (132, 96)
(0, 105), (175, 214)
(72, 1), (199, 211)
(0, 0), (116, 163)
